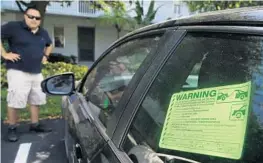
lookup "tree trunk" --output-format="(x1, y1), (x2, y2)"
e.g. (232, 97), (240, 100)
(115, 24), (121, 39)
(117, 30), (120, 39)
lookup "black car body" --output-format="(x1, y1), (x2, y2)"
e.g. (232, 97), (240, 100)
(41, 7), (263, 163)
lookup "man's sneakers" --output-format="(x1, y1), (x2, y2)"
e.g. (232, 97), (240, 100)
(7, 122), (52, 142)
(29, 122), (52, 133)
(7, 126), (18, 142)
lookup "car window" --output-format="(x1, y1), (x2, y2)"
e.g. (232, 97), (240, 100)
(123, 32), (263, 163)
(83, 35), (162, 126)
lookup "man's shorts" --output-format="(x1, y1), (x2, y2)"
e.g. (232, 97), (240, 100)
(6, 69), (46, 109)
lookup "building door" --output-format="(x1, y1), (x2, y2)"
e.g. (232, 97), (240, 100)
(78, 27), (95, 61)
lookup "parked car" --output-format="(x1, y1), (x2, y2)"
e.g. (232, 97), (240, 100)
(41, 7), (263, 163)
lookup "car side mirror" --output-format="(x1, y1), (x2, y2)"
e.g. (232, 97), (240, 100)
(41, 73), (75, 96)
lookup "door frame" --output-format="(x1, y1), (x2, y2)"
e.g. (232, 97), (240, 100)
(100, 29), (187, 163)
(76, 27), (180, 163)
(77, 26), (95, 62)
(111, 29), (187, 146)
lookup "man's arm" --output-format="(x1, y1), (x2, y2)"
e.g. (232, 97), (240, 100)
(42, 30), (53, 63)
(43, 30), (53, 59)
(1, 42), (7, 58)
(1, 42), (20, 62)
(44, 44), (53, 57)
(42, 44), (53, 63)
(1, 22), (20, 62)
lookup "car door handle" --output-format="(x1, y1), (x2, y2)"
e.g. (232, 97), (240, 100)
(74, 143), (83, 163)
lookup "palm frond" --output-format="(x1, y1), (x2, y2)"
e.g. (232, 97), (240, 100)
(145, 0), (155, 20)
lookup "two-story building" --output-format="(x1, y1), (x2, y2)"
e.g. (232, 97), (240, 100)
(1, 0), (191, 66)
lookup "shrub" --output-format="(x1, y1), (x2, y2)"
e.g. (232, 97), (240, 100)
(42, 62), (88, 80)
(1, 64), (7, 88)
(1, 41), (10, 64)
(1, 62), (88, 88)
(48, 53), (78, 64)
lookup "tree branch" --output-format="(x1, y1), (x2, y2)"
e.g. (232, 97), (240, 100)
(18, 0), (31, 7)
(15, 1), (25, 12)
(15, 0), (34, 13)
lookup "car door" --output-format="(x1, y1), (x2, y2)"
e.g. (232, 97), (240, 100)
(64, 30), (172, 163)
(113, 27), (263, 163)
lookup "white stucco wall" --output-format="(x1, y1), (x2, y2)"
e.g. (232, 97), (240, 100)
(1, 12), (128, 65)
(153, 1), (191, 21)
(126, 1), (191, 23)
(42, 14), (125, 61)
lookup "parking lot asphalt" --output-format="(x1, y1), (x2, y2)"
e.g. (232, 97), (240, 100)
(1, 119), (68, 163)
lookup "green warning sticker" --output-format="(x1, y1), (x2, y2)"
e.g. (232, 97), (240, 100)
(159, 81), (252, 160)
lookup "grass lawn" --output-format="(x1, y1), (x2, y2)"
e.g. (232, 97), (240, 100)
(1, 88), (62, 121)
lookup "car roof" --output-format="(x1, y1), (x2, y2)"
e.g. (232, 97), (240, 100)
(128, 6), (263, 36)
(173, 6), (263, 26)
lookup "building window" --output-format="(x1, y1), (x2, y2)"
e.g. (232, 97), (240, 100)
(174, 4), (181, 15)
(54, 26), (65, 48)
(173, 0), (181, 15)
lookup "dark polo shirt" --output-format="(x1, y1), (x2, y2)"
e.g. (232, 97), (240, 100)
(1, 21), (52, 74)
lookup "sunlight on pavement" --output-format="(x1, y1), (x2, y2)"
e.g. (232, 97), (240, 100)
(32, 151), (51, 163)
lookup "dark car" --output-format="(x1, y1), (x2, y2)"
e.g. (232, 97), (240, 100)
(41, 7), (263, 163)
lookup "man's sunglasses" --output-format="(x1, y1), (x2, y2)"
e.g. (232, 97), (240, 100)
(26, 14), (41, 20)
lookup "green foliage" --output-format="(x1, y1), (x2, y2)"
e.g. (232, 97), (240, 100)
(184, 0), (263, 13)
(132, 0), (162, 29)
(1, 62), (88, 88)
(145, 0), (158, 23)
(1, 64), (7, 88)
(42, 62), (88, 80)
(1, 41), (10, 64)
(134, 1), (144, 25)
(91, 0), (127, 13)
(53, 0), (72, 7)
(96, 0), (135, 38)
(134, 0), (161, 27)
(2, 41), (9, 51)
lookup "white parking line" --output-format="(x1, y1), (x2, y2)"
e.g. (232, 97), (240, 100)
(14, 143), (32, 163)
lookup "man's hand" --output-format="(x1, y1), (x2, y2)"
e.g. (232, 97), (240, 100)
(42, 56), (48, 64)
(2, 52), (20, 62)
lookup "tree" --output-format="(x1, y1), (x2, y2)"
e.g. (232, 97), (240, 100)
(15, 0), (72, 26)
(184, 0), (263, 13)
(133, 0), (162, 29)
(95, 0), (135, 39)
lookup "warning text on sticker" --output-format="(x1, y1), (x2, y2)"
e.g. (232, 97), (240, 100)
(176, 90), (217, 101)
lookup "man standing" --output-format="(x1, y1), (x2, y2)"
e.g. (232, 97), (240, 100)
(1, 7), (53, 142)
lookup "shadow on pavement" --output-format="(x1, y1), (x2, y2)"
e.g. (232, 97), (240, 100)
(1, 118), (68, 163)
